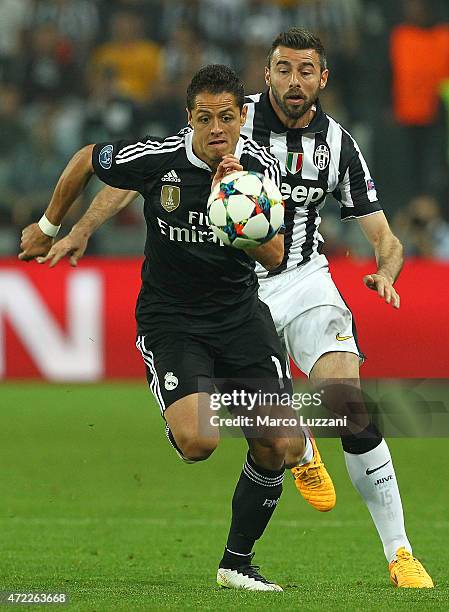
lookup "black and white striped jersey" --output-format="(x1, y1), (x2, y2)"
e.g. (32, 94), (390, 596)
(92, 128), (282, 334)
(242, 92), (382, 278)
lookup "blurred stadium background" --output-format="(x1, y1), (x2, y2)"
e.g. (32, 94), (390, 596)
(0, 0), (448, 380)
(0, 0), (448, 258)
(1, 0), (449, 607)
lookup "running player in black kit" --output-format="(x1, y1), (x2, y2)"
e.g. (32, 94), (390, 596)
(19, 65), (302, 592)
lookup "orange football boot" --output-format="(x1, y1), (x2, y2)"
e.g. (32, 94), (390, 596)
(389, 547), (434, 588)
(291, 437), (336, 512)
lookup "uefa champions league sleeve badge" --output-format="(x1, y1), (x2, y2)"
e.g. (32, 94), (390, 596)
(99, 144), (113, 170)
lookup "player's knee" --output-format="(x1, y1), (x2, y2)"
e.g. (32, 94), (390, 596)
(320, 380), (370, 432)
(256, 437), (289, 460)
(270, 437), (290, 458)
(178, 435), (218, 461)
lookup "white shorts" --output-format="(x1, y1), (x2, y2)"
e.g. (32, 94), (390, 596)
(258, 260), (363, 376)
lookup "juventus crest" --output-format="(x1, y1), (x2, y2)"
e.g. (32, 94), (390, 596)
(314, 144), (330, 170)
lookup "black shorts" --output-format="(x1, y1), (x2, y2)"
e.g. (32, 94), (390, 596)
(136, 299), (292, 414)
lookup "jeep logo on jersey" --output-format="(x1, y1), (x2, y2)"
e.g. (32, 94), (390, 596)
(281, 184), (325, 206)
(99, 144), (113, 170)
(286, 151), (303, 175)
(314, 144), (330, 170)
(160, 185), (180, 212)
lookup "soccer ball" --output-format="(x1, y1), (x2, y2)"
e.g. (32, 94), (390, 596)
(207, 170), (284, 249)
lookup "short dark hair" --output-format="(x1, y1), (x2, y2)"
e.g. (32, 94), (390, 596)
(186, 64), (244, 111)
(267, 27), (327, 71)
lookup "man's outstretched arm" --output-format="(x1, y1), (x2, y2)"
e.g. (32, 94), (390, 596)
(37, 187), (139, 267)
(66, 186), (139, 241)
(358, 211), (404, 309)
(19, 145), (96, 261)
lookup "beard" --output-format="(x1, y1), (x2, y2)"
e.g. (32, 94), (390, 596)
(271, 83), (320, 120)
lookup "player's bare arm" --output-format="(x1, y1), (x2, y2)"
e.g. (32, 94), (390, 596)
(19, 145), (96, 261)
(37, 187), (139, 268)
(358, 211), (403, 309)
(244, 234), (284, 271)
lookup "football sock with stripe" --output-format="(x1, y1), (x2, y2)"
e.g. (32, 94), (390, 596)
(220, 452), (284, 568)
(342, 424), (412, 562)
(299, 432), (313, 465)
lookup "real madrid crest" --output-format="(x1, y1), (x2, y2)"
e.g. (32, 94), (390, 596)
(160, 185), (180, 212)
(314, 143), (330, 170)
(164, 371), (178, 390)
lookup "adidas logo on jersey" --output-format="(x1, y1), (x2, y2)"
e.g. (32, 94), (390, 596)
(161, 170), (181, 183)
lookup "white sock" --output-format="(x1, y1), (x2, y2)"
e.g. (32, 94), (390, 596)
(299, 436), (313, 465)
(344, 439), (412, 562)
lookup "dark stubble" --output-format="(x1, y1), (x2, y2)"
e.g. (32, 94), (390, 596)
(270, 81), (320, 120)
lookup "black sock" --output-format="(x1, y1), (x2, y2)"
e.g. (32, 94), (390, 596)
(340, 421), (383, 454)
(220, 452), (284, 568)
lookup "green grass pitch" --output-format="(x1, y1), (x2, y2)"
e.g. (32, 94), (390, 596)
(0, 383), (447, 611)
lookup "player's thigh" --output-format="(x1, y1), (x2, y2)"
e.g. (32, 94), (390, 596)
(310, 351), (360, 380)
(259, 263), (342, 335)
(136, 332), (215, 415)
(217, 300), (299, 463)
(284, 302), (363, 377)
(217, 299), (290, 385)
(136, 333), (219, 456)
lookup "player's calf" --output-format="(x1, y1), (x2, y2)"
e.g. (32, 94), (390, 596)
(218, 451), (285, 590)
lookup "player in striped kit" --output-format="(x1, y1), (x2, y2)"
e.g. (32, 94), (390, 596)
(241, 27), (433, 588)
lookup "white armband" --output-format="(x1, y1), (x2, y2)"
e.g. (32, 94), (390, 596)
(38, 214), (61, 238)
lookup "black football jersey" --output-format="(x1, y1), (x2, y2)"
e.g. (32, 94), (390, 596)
(92, 128), (282, 333)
